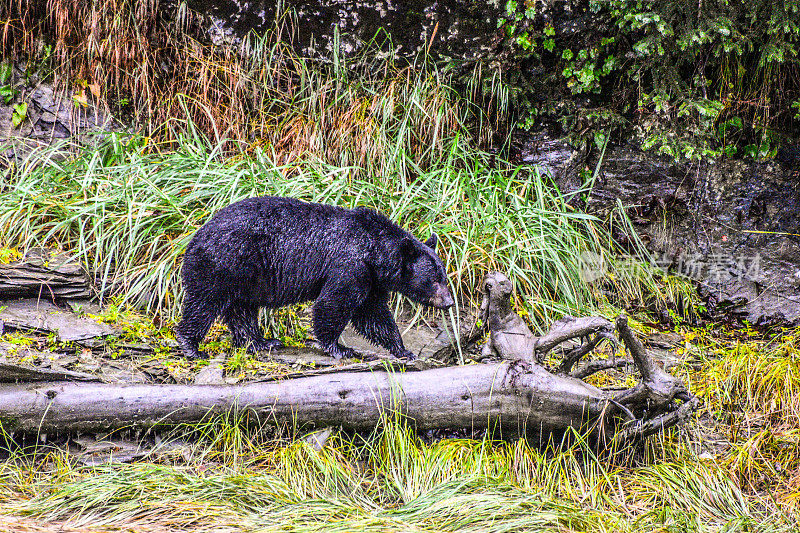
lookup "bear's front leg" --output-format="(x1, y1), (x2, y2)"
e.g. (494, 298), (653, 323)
(312, 275), (369, 360)
(351, 292), (416, 360)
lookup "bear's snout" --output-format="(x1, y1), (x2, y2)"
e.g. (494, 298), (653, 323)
(431, 282), (454, 309)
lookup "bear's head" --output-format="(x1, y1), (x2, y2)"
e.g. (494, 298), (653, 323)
(398, 233), (454, 309)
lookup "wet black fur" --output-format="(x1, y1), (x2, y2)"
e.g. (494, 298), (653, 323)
(175, 196), (450, 360)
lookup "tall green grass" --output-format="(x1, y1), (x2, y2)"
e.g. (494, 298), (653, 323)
(0, 128), (647, 325)
(1, 26), (679, 327)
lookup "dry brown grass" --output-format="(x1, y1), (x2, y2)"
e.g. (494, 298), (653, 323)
(676, 325), (800, 513)
(2, 0), (177, 114)
(1, 0), (476, 173)
(1, 514), (194, 533)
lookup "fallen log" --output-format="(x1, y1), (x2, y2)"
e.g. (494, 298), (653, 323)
(0, 313), (696, 445)
(0, 262), (698, 446)
(0, 362), (611, 436)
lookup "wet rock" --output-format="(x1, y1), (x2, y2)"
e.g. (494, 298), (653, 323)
(151, 436), (194, 462)
(66, 299), (104, 316)
(0, 360), (99, 382)
(72, 437), (145, 466)
(302, 427), (334, 452)
(193, 357), (225, 384)
(584, 145), (692, 219)
(0, 249), (92, 300)
(136, 360), (173, 382)
(0, 298), (117, 342)
(515, 131), (588, 190)
(186, 0), (501, 62)
(557, 142), (800, 326)
(1, 65), (120, 161)
(100, 340), (158, 356)
(98, 364), (153, 384)
(776, 144), (800, 169)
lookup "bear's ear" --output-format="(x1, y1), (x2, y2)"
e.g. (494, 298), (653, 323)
(424, 233), (438, 250)
(400, 236), (420, 259)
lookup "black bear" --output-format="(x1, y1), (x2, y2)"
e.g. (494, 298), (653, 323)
(175, 196), (454, 360)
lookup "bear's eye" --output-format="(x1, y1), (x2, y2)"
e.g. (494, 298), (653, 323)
(486, 281), (494, 290)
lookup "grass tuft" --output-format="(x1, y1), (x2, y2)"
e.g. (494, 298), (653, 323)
(1, 416), (793, 532)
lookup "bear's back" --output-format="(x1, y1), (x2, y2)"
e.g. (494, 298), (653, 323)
(202, 196), (344, 233)
(182, 196), (408, 306)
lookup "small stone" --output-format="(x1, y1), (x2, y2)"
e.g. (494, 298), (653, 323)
(302, 427), (334, 452)
(73, 437), (145, 466)
(193, 357), (225, 385)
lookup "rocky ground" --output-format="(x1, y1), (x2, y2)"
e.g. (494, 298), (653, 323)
(0, 63), (118, 163)
(518, 132), (800, 327)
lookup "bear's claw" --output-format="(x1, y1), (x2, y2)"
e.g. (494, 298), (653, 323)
(395, 349), (417, 361)
(327, 344), (357, 360)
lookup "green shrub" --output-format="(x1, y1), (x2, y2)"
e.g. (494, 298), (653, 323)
(490, 0), (800, 159)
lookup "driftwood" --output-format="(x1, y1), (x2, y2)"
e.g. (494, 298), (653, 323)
(0, 249), (92, 300)
(479, 272), (537, 362)
(0, 362), (609, 436)
(478, 272), (618, 370)
(0, 310), (696, 445)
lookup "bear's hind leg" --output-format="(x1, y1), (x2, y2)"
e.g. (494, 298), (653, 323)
(176, 299), (217, 360)
(223, 303), (282, 353)
(352, 293), (415, 360)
